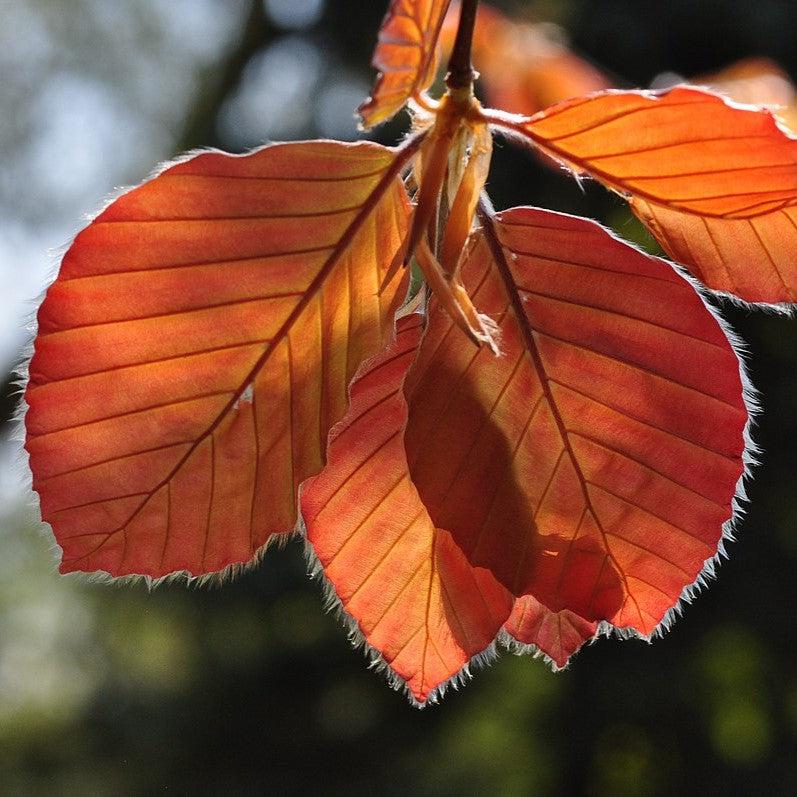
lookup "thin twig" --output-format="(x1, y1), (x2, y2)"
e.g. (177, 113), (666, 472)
(446, 0), (479, 91)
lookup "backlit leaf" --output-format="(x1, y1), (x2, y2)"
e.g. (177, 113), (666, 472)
(632, 197), (797, 304)
(407, 204), (747, 644)
(302, 316), (513, 705)
(497, 86), (797, 302)
(25, 141), (413, 579)
(359, 0), (452, 128)
(503, 598), (596, 670)
(304, 205), (749, 703)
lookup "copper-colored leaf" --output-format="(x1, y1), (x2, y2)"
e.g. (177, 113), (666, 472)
(497, 86), (797, 302)
(25, 141), (412, 579)
(359, 0), (452, 128)
(302, 316), (513, 705)
(405, 205), (747, 651)
(304, 206), (749, 703)
(442, 1), (610, 116)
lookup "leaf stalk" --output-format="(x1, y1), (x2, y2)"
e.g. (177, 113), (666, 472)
(446, 0), (479, 92)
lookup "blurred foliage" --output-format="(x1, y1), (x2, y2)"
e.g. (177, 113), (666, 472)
(1, 0), (796, 794)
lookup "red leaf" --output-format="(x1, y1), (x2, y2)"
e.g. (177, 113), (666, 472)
(302, 316), (513, 705)
(359, 0), (453, 128)
(304, 205), (750, 703)
(407, 205), (748, 637)
(493, 86), (797, 303)
(25, 140), (414, 579)
(632, 197), (797, 304)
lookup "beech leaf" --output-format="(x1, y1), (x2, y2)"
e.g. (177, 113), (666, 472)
(503, 598), (597, 670)
(23, 1), (780, 706)
(496, 86), (797, 303)
(359, 0), (452, 128)
(303, 204), (750, 704)
(409, 204), (749, 639)
(695, 57), (797, 133)
(303, 315), (513, 705)
(25, 141), (413, 579)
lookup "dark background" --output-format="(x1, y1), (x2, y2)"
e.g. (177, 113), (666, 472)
(0, 1), (795, 794)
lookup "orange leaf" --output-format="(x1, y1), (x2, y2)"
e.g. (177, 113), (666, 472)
(25, 140), (414, 579)
(359, 0), (452, 128)
(405, 205), (748, 642)
(302, 315), (513, 705)
(442, 1), (610, 116)
(496, 86), (797, 303)
(304, 206), (750, 703)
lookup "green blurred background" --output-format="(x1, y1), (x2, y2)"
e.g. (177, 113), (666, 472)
(1, 1), (795, 794)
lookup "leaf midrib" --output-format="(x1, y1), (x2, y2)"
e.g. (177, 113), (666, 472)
(477, 200), (642, 623)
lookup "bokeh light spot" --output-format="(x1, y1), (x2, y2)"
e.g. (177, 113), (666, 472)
(218, 36), (324, 146)
(316, 78), (370, 139)
(264, 0), (325, 31)
(710, 701), (773, 766)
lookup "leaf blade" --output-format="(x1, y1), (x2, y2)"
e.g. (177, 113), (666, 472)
(307, 206), (749, 701)
(405, 204), (748, 659)
(632, 198), (797, 304)
(501, 86), (797, 302)
(26, 140), (413, 579)
(503, 598), (597, 670)
(302, 316), (514, 705)
(695, 56), (797, 133)
(359, 0), (452, 128)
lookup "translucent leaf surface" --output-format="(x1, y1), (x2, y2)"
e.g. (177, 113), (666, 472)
(26, 141), (412, 579)
(359, 0), (452, 127)
(632, 197), (797, 304)
(696, 57), (797, 133)
(304, 206), (749, 704)
(502, 86), (797, 302)
(303, 316), (513, 705)
(504, 598), (596, 669)
(408, 206), (747, 637)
